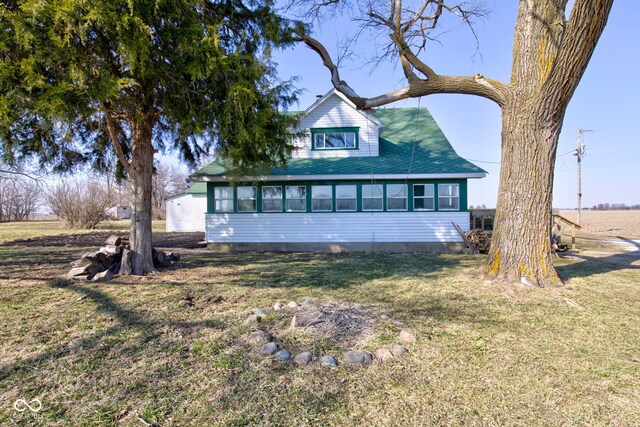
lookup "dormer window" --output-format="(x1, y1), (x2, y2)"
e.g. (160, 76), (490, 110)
(312, 127), (358, 150)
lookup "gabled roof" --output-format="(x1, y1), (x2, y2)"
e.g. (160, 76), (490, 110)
(303, 88), (384, 128)
(192, 107), (486, 180)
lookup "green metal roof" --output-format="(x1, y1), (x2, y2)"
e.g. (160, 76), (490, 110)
(191, 107), (485, 178)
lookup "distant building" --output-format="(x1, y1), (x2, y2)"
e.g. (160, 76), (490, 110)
(106, 205), (132, 220)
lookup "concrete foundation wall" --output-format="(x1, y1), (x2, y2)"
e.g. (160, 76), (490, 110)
(206, 242), (466, 254)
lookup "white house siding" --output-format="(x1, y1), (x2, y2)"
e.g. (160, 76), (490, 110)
(293, 93), (379, 158)
(166, 194), (207, 232)
(205, 212), (468, 243)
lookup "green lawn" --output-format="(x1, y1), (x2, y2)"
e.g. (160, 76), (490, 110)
(0, 223), (638, 426)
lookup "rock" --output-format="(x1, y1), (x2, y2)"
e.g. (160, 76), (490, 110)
(91, 270), (113, 283)
(380, 314), (391, 320)
(273, 302), (284, 311)
(249, 331), (274, 344)
(398, 329), (416, 345)
(275, 350), (291, 361)
(70, 257), (94, 268)
(261, 342), (279, 354)
(340, 302), (351, 309)
(244, 314), (262, 324)
(344, 350), (373, 365)
(251, 308), (269, 316)
(319, 355), (339, 367)
(320, 302), (336, 308)
(301, 300), (314, 306)
(391, 344), (408, 356)
(373, 347), (395, 362)
(101, 244), (122, 255)
(294, 351), (313, 366)
(392, 320), (405, 327)
(286, 301), (298, 309)
(290, 312), (322, 328)
(67, 264), (98, 278)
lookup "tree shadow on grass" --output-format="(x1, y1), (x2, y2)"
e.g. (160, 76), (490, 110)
(556, 237), (640, 280)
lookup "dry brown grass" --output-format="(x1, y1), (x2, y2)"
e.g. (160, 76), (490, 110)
(560, 210), (640, 239)
(0, 224), (639, 426)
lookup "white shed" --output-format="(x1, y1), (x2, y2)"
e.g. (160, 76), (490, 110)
(165, 183), (207, 232)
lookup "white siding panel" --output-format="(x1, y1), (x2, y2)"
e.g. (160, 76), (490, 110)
(206, 212), (469, 243)
(166, 194), (207, 232)
(293, 93), (379, 158)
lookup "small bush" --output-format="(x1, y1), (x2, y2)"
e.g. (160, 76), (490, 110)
(47, 179), (113, 229)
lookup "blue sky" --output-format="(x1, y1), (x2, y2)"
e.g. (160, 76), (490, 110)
(271, 1), (639, 208)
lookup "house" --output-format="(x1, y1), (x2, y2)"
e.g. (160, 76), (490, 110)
(190, 89), (486, 252)
(165, 183), (207, 232)
(106, 205), (132, 220)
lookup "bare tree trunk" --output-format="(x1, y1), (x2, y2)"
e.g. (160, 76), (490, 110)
(485, 100), (563, 286)
(129, 118), (157, 275)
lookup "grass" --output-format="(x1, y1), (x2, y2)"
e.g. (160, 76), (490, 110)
(0, 220), (166, 244)
(0, 222), (639, 425)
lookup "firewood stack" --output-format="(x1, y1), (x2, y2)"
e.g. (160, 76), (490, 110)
(464, 229), (492, 254)
(67, 235), (180, 282)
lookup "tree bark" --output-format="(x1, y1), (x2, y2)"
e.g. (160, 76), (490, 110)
(484, 100), (562, 286)
(128, 116), (157, 275)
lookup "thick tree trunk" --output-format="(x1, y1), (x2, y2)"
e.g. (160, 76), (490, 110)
(484, 101), (562, 287)
(128, 117), (156, 275)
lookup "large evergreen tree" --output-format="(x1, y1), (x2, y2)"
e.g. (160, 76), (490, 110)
(0, 0), (299, 274)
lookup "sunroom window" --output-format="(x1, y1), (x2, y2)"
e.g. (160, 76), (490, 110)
(262, 186), (282, 212)
(312, 185), (333, 211)
(362, 184), (383, 211)
(413, 184), (434, 210)
(237, 186), (257, 212)
(386, 184), (408, 211)
(313, 129), (357, 149)
(286, 185), (306, 212)
(438, 183), (460, 210)
(336, 185), (356, 211)
(214, 187), (233, 212)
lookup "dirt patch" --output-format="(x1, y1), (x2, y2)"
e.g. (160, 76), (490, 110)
(1, 231), (204, 249)
(288, 306), (377, 346)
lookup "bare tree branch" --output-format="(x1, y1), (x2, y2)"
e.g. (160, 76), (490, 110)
(101, 102), (131, 175)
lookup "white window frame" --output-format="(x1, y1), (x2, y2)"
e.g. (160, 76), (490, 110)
(285, 185), (307, 212)
(362, 184), (383, 212)
(311, 185), (333, 212)
(262, 186), (282, 213)
(438, 183), (460, 211)
(237, 186), (257, 212)
(386, 184), (408, 211)
(413, 184), (435, 211)
(214, 187), (234, 213)
(335, 185), (357, 212)
(313, 131), (357, 149)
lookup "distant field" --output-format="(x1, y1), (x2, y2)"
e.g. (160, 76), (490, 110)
(0, 220), (166, 244)
(559, 210), (640, 239)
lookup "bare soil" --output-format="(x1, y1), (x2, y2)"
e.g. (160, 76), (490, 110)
(1, 231), (204, 249)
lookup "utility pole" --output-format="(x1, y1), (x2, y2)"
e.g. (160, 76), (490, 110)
(574, 129), (591, 226)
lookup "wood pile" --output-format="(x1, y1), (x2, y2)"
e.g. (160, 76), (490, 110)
(67, 235), (180, 281)
(464, 229), (492, 254)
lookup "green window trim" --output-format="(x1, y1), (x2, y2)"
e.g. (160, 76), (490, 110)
(206, 180), (467, 214)
(311, 127), (359, 150)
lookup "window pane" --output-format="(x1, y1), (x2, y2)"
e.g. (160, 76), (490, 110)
(237, 186), (256, 199)
(237, 200), (257, 212)
(362, 184), (383, 198)
(215, 199), (233, 212)
(325, 133), (346, 148)
(387, 184), (407, 198)
(312, 199), (332, 211)
(439, 184), (459, 197)
(388, 198), (407, 210)
(336, 185), (356, 198)
(286, 186), (306, 199)
(214, 187), (232, 199)
(314, 134), (325, 148)
(286, 199), (306, 212)
(263, 199), (281, 212)
(414, 185), (425, 197)
(336, 199), (356, 211)
(262, 186), (282, 199)
(312, 185), (332, 199)
(363, 198), (383, 211)
(345, 133), (356, 147)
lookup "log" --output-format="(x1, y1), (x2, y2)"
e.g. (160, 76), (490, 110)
(119, 248), (133, 275)
(105, 235), (122, 246)
(101, 244), (122, 255)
